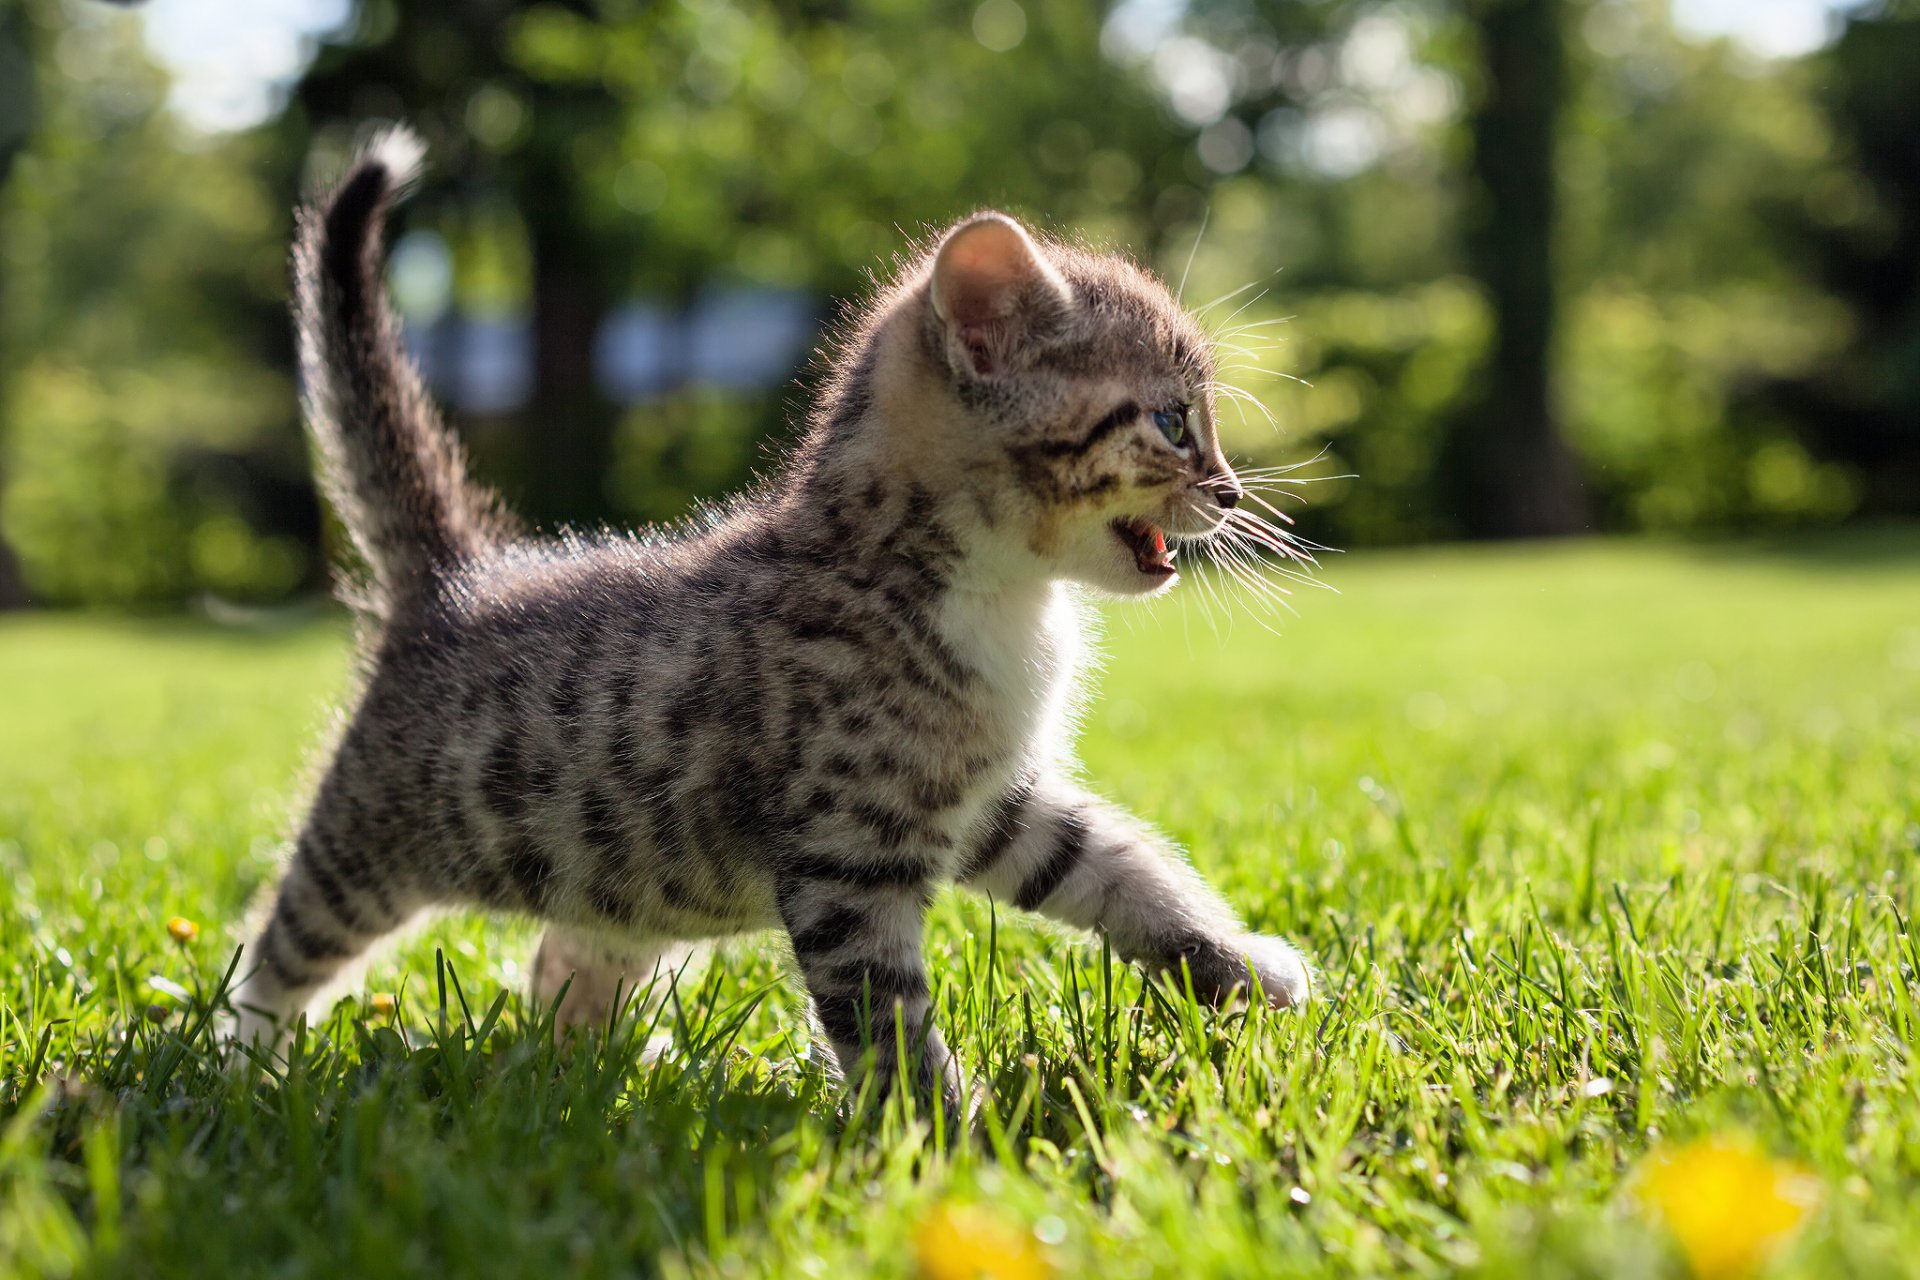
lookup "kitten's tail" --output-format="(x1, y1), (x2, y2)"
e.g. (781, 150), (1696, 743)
(293, 126), (510, 621)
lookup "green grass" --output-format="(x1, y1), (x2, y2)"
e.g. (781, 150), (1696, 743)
(3, 533), (1918, 1278)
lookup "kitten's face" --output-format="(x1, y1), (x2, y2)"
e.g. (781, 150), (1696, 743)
(920, 214), (1242, 597)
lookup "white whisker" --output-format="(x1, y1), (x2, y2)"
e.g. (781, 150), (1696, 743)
(1212, 288), (1270, 337)
(1210, 542), (1296, 632)
(1191, 278), (1264, 320)
(1206, 382), (1277, 429)
(1212, 316), (1297, 338)
(1176, 205), (1210, 305)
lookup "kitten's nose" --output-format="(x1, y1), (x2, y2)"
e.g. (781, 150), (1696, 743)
(1214, 482), (1243, 509)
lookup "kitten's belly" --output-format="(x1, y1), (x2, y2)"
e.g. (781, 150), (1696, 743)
(544, 859), (782, 938)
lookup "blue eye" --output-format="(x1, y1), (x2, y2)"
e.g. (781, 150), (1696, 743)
(1153, 406), (1188, 446)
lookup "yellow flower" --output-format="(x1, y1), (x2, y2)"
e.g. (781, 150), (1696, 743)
(913, 1202), (1052, 1280)
(165, 916), (199, 944)
(368, 992), (398, 1017)
(1634, 1135), (1820, 1279)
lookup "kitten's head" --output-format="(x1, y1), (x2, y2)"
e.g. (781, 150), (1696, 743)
(892, 212), (1242, 596)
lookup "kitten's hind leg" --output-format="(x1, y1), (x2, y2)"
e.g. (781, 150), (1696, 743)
(530, 927), (702, 1033)
(227, 828), (423, 1050)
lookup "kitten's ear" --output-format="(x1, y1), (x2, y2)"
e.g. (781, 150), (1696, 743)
(930, 213), (1073, 378)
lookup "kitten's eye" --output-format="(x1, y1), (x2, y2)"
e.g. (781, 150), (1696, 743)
(1153, 406), (1188, 447)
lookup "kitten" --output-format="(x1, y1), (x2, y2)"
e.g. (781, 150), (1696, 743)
(229, 127), (1311, 1109)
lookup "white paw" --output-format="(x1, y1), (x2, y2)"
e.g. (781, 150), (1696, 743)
(1236, 933), (1312, 1009)
(223, 1006), (280, 1051)
(220, 976), (296, 1053)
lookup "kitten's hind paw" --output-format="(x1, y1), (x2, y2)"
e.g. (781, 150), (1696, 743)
(215, 972), (302, 1058)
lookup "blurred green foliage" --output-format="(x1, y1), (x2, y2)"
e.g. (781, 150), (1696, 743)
(1180, 0), (1876, 546)
(0, 0), (1913, 606)
(0, 1), (312, 606)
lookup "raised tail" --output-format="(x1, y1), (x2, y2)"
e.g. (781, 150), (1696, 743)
(293, 126), (510, 621)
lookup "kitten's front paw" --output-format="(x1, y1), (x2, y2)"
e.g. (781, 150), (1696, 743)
(1235, 933), (1312, 1009)
(1174, 933), (1312, 1009)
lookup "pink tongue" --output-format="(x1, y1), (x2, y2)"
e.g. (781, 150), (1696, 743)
(1149, 528), (1167, 556)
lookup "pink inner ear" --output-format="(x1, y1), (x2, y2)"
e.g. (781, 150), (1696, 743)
(933, 218), (1041, 331)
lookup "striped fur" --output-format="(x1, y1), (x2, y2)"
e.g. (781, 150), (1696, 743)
(229, 137), (1311, 1111)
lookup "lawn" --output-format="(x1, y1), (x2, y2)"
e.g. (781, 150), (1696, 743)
(2, 533), (1917, 1279)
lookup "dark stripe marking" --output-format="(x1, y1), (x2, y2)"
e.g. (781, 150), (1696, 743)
(824, 959), (929, 1003)
(789, 903), (871, 956)
(272, 894), (354, 962)
(846, 799), (946, 850)
(503, 836), (554, 909)
(961, 785), (1033, 882)
(480, 736), (522, 819)
(1024, 400), (1139, 461)
(814, 992), (872, 1044)
(782, 849), (930, 891)
(1015, 810), (1090, 910)
(298, 837), (369, 932)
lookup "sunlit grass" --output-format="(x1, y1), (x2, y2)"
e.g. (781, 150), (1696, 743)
(2, 531), (1917, 1278)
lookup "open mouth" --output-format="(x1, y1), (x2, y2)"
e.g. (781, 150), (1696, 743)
(1111, 517), (1177, 578)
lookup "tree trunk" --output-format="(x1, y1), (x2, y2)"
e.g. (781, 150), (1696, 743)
(0, 529), (25, 609)
(1441, 0), (1588, 538)
(0, 3), (35, 608)
(0, 231), (29, 608)
(520, 239), (622, 530)
(515, 140), (622, 532)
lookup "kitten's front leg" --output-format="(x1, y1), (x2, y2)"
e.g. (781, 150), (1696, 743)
(776, 868), (963, 1115)
(960, 779), (1311, 1008)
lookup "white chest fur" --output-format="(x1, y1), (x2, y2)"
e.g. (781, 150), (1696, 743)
(937, 579), (1085, 776)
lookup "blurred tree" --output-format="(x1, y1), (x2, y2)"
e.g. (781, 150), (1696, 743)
(1552, 0), (1859, 532)
(0, 0), (314, 606)
(1762, 11), (1920, 517)
(0, 0), (150, 610)
(0, 0), (45, 608)
(1437, 0), (1588, 537)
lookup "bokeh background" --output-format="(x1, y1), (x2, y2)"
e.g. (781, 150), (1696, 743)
(0, 0), (1916, 609)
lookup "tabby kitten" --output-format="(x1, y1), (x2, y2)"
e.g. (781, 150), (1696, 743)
(228, 128), (1311, 1108)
